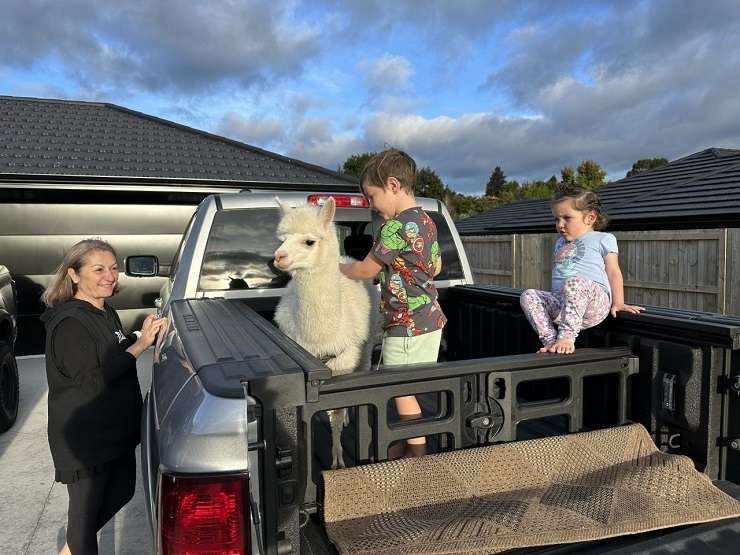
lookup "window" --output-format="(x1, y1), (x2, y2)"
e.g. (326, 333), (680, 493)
(198, 208), (369, 291)
(427, 211), (464, 280)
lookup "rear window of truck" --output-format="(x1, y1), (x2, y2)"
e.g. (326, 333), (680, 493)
(199, 208), (369, 291)
(199, 207), (464, 291)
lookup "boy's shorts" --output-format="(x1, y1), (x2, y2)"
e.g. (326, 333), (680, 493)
(382, 329), (443, 366)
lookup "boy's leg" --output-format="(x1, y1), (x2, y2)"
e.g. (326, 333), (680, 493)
(383, 329), (442, 457)
(550, 277), (609, 353)
(520, 289), (561, 347)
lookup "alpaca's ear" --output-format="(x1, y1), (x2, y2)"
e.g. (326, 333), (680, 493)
(274, 196), (292, 217)
(319, 196), (336, 228)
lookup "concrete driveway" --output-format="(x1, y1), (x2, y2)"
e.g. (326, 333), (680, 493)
(0, 353), (154, 555)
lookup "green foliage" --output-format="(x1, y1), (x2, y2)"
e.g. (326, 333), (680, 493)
(626, 157), (669, 177)
(339, 152), (616, 223)
(561, 166), (576, 184)
(416, 167), (447, 200)
(342, 152), (377, 178)
(446, 191), (499, 220)
(576, 160), (606, 188)
(485, 166), (506, 197)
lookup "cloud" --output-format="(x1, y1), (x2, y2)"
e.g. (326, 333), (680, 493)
(360, 54), (412, 95)
(290, 0), (740, 193)
(0, 0), (321, 94)
(215, 112), (286, 146)
(5, 0), (740, 197)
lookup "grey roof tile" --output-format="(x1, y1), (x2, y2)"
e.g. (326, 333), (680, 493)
(457, 147), (740, 235)
(0, 96), (357, 187)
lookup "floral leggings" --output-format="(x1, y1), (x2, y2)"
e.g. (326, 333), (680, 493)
(520, 276), (611, 346)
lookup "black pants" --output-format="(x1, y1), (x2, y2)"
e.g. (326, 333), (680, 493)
(65, 451), (136, 555)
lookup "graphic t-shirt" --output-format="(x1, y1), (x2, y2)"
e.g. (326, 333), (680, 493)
(371, 207), (447, 337)
(551, 230), (618, 299)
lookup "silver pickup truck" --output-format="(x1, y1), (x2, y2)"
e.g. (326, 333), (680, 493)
(132, 190), (740, 555)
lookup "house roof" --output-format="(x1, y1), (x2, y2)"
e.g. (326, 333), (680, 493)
(456, 148), (740, 235)
(0, 95), (357, 190)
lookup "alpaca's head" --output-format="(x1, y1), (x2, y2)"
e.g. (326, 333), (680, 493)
(273, 196), (340, 273)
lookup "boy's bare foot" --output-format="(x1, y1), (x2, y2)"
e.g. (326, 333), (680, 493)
(545, 338), (575, 354)
(59, 543), (71, 555)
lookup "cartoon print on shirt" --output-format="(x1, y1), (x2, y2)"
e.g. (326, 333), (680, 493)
(379, 220), (407, 253)
(389, 273), (407, 304)
(404, 221), (424, 255)
(553, 239), (586, 277)
(392, 257), (415, 284)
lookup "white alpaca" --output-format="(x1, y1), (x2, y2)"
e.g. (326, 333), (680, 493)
(273, 196), (379, 468)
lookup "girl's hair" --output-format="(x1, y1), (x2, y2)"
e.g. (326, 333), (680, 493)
(42, 239), (119, 307)
(552, 185), (609, 230)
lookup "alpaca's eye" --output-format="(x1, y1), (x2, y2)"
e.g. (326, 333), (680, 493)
(305, 240), (315, 246)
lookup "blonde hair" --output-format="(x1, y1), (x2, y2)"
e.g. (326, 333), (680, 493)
(552, 185), (609, 230)
(42, 239), (119, 307)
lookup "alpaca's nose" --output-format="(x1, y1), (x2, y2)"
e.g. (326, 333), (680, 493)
(274, 249), (288, 267)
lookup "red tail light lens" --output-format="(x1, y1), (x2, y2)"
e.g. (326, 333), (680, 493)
(307, 193), (369, 208)
(160, 473), (249, 555)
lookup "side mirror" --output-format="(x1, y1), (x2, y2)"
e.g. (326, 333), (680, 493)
(126, 255), (159, 277)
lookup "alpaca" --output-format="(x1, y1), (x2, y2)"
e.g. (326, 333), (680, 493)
(273, 196), (379, 469)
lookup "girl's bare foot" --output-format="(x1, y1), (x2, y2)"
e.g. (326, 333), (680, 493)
(546, 338), (575, 354)
(538, 344), (553, 353)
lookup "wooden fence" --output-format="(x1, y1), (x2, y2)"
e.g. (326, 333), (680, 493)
(462, 228), (740, 315)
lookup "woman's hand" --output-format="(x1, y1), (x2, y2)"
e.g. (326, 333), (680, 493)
(611, 303), (645, 318)
(127, 314), (167, 358)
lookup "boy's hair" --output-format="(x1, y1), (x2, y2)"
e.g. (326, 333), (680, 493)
(360, 148), (416, 193)
(552, 185), (609, 230)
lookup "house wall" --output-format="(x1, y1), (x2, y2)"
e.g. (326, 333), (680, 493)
(462, 228), (740, 315)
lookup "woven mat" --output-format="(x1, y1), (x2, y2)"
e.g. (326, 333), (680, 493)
(322, 424), (740, 554)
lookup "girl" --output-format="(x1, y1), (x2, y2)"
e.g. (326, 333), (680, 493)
(520, 186), (643, 354)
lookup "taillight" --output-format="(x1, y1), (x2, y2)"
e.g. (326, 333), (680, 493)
(307, 193), (369, 208)
(160, 473), (249, 555)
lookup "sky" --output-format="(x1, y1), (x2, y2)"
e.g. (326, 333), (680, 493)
(3, 0), (740, 194)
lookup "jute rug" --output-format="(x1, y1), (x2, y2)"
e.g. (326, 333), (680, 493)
(322, 423), (740, 554)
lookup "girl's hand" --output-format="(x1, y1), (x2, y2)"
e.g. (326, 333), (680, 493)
(611, 303), (645, 318)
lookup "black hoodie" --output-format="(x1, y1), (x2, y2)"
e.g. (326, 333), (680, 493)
(41, 299), (142, 483)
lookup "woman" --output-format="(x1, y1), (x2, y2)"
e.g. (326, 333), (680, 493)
(41, 239), (166, 555)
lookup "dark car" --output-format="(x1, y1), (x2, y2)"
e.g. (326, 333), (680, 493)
(0, 264), (19, 432)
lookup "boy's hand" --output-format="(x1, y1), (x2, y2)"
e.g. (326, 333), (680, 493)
(611, 303), (645, 318)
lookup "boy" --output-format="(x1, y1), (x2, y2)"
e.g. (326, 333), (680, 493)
(340, 148), (446, 458)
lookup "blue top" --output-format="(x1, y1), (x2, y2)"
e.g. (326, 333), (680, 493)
(551, 231), (618, 299)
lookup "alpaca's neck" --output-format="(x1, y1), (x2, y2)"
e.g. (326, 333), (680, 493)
(292, 257), (342, 311)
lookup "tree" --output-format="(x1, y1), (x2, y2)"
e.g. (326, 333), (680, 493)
(415, 167), (448, 200)
(626, 157), (668, 178)
(485, 166), (506, 197)
(342, 152), (376, 178)
(576, 160), (606, 189)
(561, 166), (576, 184)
